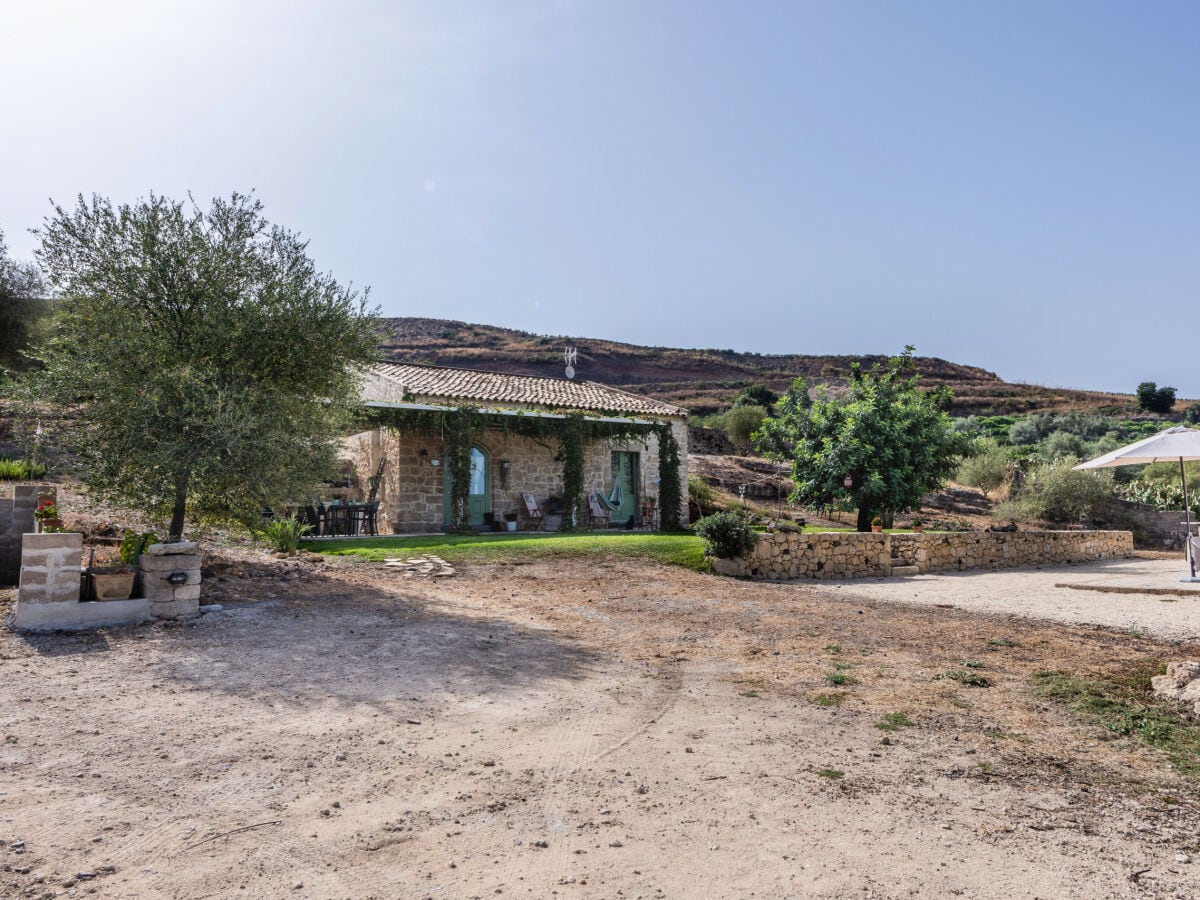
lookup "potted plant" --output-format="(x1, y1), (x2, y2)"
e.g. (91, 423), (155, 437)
(33, 497), (64, 533)
(91, 530), (156, 601)
(871, 516), (884, 533)
(504, 511), (518, 532)
(911, 517), (924, 534)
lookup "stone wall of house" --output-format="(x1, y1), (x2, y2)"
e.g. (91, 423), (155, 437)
(342, 420), (689, 532)
(0, 484), (52, 586)
(716, 529), (1134, 581)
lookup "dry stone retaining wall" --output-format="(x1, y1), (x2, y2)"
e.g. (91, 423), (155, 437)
(718, 530), (1134, 581)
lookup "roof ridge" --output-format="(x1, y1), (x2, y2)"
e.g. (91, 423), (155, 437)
(378, 360), (593, 386)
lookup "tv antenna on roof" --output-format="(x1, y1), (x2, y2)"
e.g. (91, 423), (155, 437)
(563, 347), (578, 380)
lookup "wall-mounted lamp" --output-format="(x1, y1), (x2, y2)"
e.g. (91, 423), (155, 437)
(167, 571), (189, 586)
(843, 475), (854, 489)
(430, 458), (441, 467)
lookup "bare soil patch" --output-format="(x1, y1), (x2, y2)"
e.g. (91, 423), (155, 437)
(2, 553), (1200, 898)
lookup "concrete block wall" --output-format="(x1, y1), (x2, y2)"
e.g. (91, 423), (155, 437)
(1, 485), (53, 586)
(716, 530), (1134, 581)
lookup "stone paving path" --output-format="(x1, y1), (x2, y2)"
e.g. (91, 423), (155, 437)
(382, 555), (456, 578)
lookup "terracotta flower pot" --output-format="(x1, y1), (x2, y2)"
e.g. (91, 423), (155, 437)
(871, 525), (883, 533)
(35, 517), (64, 533)
(91, 569), (136, 601)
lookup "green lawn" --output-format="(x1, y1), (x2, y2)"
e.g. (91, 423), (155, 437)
(306, 530), (712, 572)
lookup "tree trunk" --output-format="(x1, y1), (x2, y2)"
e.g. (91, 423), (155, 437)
(168, 472), (189, 541)
(856, 506), (874, 532)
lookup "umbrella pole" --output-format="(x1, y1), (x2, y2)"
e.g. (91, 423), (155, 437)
(1182, 457), (1195, 578)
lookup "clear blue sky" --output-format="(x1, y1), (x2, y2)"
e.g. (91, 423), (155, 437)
(3, 1), (1198, 396)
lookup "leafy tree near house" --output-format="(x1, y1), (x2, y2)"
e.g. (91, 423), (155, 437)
(756, 347), (971, 531)
(1136, 381), (1176, 414)
(20, 192), (380, 540)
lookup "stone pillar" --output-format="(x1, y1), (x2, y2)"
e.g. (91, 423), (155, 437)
(140, 541), (202, 619)
(12, 532), (83, 628)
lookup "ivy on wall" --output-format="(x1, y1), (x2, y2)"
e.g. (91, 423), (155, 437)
(656, 423), (683, 530)
(360, 405), (679, 531)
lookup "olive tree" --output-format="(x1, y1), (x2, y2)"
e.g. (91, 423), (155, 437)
(0, 227), (50, 375)
(757, 347), (971, 531)
(24, 192), (380, 539)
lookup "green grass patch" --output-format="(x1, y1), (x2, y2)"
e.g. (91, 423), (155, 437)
(812, 693), (845, 708)
(0, 459), (47, 481)
(875, 712), (914, 732)
(815, 768), (844, 779)
(1032, 661), (1200, 777)
(824, 644), (842, 654)
(825, 671), (855, 686)
(962, 659), (986, 669)
(987, 637), (1020, 648)
(738, 690), (761, 699)
(306, 531), (710, 572)
(945, 670), (992, 688)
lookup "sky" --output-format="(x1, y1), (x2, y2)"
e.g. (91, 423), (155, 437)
(2, 1), (1198, 396)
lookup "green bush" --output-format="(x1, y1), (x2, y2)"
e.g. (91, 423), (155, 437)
(0, 459), (47, 481)
(724, 404), (766, 449)
(693, 511), (759, 559)
(956, 438), (1010, 493)
(1016, 457), (1114, 523)
(260, 515), (313, 554)
(989, 499), (1030, 523)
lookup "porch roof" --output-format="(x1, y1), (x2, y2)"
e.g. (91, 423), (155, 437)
(363, 363), (687, 419)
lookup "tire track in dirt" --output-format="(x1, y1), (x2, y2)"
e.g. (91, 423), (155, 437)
(490, 655), (683, 892)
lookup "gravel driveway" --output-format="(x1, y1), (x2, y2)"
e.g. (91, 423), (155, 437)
(823, 557), (1200, 642)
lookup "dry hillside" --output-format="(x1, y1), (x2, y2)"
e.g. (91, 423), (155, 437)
(379, 318), (1140, 417)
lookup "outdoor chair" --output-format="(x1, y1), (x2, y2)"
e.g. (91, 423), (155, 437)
(520, 492), (544, 531)
(364, 501), (379, 536)
(587, 493), (611, 529)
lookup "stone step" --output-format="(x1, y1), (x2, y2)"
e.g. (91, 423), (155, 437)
(890, 565), (920, 577)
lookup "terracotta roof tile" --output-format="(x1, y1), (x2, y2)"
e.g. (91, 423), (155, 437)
(365, 363), (686, 418)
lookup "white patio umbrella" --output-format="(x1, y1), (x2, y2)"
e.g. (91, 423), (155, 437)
(1074, 425), (1200, 580)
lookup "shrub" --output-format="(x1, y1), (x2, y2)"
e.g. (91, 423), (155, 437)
(956, 438), (1010, 493)
(990, 499), (1030, 523)
(1186, 403), (1200, 425)
(724, 404), (766, 449)
(688, 474), (716, 515)
(260, 515), (313, 554)
(693, 511), (759, 559)
(0, 458), (47, 481)
(1016, 457), (1114, 523)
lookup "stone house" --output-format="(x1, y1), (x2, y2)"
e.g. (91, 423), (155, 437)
(343, 363), (689, 533)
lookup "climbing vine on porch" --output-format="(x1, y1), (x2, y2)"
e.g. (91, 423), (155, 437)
(443, 406), (478, 533)
(360, 405), (679, 531)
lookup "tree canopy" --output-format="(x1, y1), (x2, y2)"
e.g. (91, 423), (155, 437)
(23, 192), (380, 539)
(1136, 381), (1177, 414)
(0, 227), (50, 375)
(756, 347), (971, 531)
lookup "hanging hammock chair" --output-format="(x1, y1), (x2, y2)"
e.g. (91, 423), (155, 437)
(594, 479), (624, 512)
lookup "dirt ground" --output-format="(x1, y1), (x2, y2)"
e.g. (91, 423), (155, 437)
(3, 552), (1200, 899)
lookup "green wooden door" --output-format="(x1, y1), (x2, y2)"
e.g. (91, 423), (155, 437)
(443, 447), (491, 527)
(610, 451), (639, 524)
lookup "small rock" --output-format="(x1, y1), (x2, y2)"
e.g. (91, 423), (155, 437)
(292, 883), (303, 890)
(482, 760), (496, 767)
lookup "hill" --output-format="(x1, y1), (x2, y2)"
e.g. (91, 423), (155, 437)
(379, 318), (1141, 417)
